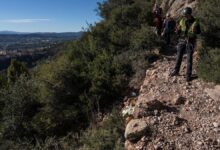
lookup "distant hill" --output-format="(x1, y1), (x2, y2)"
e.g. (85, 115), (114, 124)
(0, 31), (23, 34)
(0, 31), (83, 37)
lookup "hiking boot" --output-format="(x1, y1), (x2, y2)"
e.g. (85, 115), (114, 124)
(186, 76), (191, 82)
(169, 70), (179, 76)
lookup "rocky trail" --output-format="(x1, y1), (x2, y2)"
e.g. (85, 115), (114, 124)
(123, 51), (220, 150)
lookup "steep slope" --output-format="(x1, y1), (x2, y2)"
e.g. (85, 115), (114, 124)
(123, 52), (220, 149)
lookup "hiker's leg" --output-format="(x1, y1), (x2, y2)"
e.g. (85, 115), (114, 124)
(186, 42), (194, 78)
(167, 32), (171, 45)
(164, 33), (168, 45)
(174, 41), (186, 73)
(157, 28), (161, 36)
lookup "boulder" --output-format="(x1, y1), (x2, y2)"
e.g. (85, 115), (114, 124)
(125, 119), (150, 142)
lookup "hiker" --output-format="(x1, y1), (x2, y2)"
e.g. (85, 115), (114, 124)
(170, 7), (201, 82)
(161, 13), (176, 45)
(152, 3), (163, 36)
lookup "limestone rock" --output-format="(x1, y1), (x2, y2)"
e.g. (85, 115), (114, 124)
(213, 122), (219, 128)
(205, 85), (220, 101)
(125, 119), (150, 142)
(160, 0), (198, 18)
(124, 140), (135, 150)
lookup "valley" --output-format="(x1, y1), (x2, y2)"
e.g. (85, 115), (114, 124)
(0, 32), (82, 70)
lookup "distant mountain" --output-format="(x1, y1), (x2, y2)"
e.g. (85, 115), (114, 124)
(0, 31), (27, 34)
(0, 31), (84, 37)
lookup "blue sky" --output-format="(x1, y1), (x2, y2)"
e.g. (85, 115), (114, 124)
(0, 0), (103, 32)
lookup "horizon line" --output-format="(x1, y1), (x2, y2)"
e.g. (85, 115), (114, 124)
(0, 19), (51, 24)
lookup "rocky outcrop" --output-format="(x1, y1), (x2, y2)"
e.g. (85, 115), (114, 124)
(160, 0), (198, 18)
(123, 52), (220, 149)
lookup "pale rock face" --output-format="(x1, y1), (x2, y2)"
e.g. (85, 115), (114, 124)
(160, 0), (198, 18)
(205, 85), (220, 102)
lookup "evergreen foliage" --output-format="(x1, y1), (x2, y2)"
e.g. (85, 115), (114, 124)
(7, 59), (29, 84)
(0, 76), (40, 140)
(81, 109), (125, 150)
(196, 0), (220, 83)
(0, 0), (165, 148)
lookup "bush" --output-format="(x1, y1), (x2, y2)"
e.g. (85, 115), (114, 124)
(197, 47), (220, 83)
(7, 59), (29, 84)
(81, 109), (125, 150)
(197, 0), (220, 47)
(131, 24), (164, 51)
(0, 76), (41, 140)
(32, 53), (91, 137)
(196, 0), (220, 83)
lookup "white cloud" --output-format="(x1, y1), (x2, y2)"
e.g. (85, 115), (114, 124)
(0, 19), (50, 23)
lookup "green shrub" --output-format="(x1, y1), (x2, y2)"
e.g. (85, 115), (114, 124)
(0, 76), (41, 140)
(7, 59), (29, 84)
(0, 72), (7, 89)
(81, 109), (125, 150)
(197, 47), (220, 83)
(196, 0), (220, 83)
(131, 24), (164, 51)
(197, 0), (220, 47)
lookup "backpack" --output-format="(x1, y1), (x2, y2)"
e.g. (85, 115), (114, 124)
(169, 19), (176, 32)
(164, 19), (176, 33)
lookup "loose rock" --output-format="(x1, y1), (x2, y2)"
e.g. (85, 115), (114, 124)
(133, 99), (167, 118)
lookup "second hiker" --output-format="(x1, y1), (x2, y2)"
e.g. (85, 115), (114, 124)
(161, 13), (176, 45)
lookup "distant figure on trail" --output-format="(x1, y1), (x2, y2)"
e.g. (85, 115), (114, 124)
(170, 7), (201, 82)
(161, 13), (176, 45)
(152, 3), (163, 36)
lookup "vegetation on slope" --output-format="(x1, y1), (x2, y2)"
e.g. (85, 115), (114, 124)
(196, 0), (220, 83)
(0, 0), (163, 149)
(0, 0), (219, 149)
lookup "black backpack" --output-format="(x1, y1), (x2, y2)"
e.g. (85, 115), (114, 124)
(196, 24), (201, 34)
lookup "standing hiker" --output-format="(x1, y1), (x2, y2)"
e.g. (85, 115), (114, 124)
(161, 13), (176, 45)
(170, 7), (201, 82)
(152, 3), (163, 36)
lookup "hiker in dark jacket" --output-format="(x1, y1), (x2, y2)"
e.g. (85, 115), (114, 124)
(152, 3), (163, 36)
(161, 13), (176, 45)
(170, 7), (201, 82)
